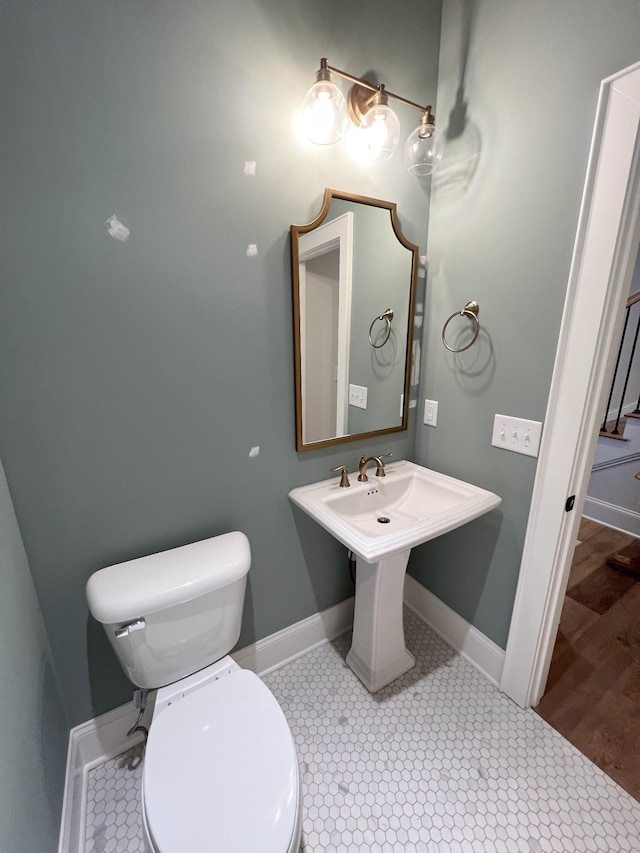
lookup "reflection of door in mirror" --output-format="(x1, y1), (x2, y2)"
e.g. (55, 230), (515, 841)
(298, 212), (353, 443)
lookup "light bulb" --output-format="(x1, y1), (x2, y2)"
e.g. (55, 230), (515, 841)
(302, 79), (347, 145)
(358, 102), (400, 163)
(404, 117), (445, 176)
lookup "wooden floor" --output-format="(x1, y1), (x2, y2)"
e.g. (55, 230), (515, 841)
(536, 518), (640, 801)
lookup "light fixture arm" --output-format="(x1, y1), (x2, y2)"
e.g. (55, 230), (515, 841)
(321, 59), (435, 123)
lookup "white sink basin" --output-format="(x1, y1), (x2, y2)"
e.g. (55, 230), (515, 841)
(289, 460), (501, 693)
(289, 460), (501, 564)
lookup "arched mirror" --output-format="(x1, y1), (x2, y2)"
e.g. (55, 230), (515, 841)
(291, 189), (419, 451)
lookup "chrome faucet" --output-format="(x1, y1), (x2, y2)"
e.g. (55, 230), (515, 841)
(357, 453), (392, 482)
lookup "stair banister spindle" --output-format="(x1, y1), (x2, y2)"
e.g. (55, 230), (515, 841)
(613, 310), (640, 434)
(602, 305), (630, 433)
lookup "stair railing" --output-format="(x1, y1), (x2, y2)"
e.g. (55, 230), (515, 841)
(601, 291), (640, 436)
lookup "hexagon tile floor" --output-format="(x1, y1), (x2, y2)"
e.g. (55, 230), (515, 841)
(82, 608), (640, 852)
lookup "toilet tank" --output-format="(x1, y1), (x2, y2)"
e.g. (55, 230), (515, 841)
(86, 532), (251, 689)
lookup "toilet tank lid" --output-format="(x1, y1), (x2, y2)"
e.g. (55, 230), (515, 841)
(86, 531), (251, 625)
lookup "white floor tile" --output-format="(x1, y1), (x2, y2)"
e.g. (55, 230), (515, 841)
(82, 608), (640, 852)
(84, 746), (145, 853)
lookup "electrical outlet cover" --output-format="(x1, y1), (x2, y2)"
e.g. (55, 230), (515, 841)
(424, 399), (438, 427)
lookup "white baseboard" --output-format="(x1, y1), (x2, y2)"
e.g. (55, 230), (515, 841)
(58, 701), (147, 853)
(591, 449), (640, 472)
(231, 596), (355, 676)
(403, 574), (505, 686)
(583, 496), (640, 537)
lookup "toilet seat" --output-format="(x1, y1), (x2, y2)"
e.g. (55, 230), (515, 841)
(143, 669), (300, 853)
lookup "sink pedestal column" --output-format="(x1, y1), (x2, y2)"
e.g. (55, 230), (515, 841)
(346, 549), (415, 692)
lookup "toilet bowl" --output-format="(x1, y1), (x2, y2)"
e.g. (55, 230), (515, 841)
(142, 659), (302, 853)
(86, 532), (302, 853)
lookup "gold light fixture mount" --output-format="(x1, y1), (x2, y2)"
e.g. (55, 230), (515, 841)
(347, 83), (381, 126)
(418, 108), (436, 136)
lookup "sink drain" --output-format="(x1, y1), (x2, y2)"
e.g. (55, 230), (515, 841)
(377, 516), (391, 524)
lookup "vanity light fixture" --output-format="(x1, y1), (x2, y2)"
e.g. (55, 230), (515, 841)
(302, 58), (444, 175)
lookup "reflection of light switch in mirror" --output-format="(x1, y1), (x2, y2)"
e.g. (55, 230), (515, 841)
(349, 384), (368, 409)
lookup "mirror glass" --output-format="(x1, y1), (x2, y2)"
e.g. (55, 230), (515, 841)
(291, 189), (418, 451)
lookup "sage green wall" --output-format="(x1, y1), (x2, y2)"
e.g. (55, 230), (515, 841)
(410, 0), (640, 647)
(0, 0), (441, 725)
(0, 457), (68, 852)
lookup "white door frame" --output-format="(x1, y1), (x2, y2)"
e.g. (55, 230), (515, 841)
(299, 212), (354, 441)
(501, 61), (640, 708)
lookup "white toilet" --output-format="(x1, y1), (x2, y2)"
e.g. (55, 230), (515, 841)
(86, 531), (302, 853)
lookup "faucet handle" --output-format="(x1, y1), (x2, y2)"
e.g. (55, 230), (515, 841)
(375, 452), (393, 477)
(330, 464), (350, 488)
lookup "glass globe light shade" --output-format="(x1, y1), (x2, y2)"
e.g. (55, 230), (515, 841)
(358, 102), (401, 163)
(404, 120), (445, 176)
(302, 79), (348, 145)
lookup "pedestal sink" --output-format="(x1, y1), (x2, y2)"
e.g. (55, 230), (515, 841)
(289, 460), (501, 692)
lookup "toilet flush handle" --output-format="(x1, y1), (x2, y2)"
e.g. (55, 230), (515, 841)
(114, 618), (146, 639)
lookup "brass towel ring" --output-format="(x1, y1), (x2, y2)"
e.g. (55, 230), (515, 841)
(369, 308), (394, 349)
(442, 301), (480, 352)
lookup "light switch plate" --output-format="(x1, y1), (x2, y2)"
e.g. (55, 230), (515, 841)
(349, 383), (368, 409)
(491, 414), (543, 457)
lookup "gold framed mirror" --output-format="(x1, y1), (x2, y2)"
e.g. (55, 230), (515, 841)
(291, 189), (419, 451)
